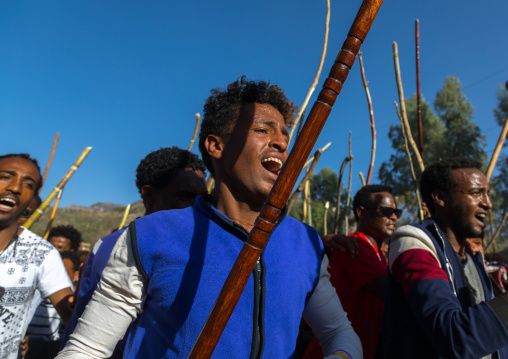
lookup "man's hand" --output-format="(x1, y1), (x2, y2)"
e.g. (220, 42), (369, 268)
(321, 234), (358, 258)
(20, 336), (30, 357)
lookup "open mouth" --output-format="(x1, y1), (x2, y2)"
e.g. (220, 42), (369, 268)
(0, 197), (17, 212)
(475, 212), (486, 225)
(261, 157), (283, 174)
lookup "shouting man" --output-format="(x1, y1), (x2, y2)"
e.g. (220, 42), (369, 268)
(58, 77), (361, 358)
(382, 158), (508, 358)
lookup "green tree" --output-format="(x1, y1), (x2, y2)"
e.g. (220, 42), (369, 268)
(379, 75), (487, 222)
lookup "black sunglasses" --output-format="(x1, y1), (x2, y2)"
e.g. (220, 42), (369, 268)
(365, 206), (403, 218)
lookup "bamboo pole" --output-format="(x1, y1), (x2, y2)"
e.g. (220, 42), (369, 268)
(485, 114), (508, 182)
(303, 169), (308, 223)
(333, 155), (353, 234)
(287, 150), (323, 214)
(485, 212), (508, 251)
(324, 201), (330, 235)
(206, 175), (214, 194)
(41, 132), (60, 188)
(43, 189), (63, 240)
(359, 172), (366, 186)
(188, 113), (201, 151)
(415, 19), (424, 158)
(304, 142), (331, 167)
(118, 203), (131, 230)
(358, 52), (376, 185)
(393, 41), (424, 173)
(345, 132), (353, 235)
(24, 147), (93, 229)
(395, 103), (424, 221)
(288, 0), (331, 145)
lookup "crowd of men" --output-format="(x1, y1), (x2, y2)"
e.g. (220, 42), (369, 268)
(1, 77), (508, 359)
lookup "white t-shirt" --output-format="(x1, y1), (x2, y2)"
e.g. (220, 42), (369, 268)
(0, 228), (72, 359)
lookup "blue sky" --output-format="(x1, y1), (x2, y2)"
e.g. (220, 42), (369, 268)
(2, 0), (507, 207)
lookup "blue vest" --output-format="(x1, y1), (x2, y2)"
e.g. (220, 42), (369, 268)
(124, 196), (323, 359)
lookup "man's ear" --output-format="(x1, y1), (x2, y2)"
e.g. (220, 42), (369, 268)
(356, 206), (365, 221)
(204, 134), (225, 160)
(140, 185), (154, 208)
(431, 189), (446, 209)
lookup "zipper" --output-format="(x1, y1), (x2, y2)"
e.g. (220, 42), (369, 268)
(432, 223), (457, 296)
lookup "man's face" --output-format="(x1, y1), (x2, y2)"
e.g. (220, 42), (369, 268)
(62, 258), (79, 287)
(466, 238), (484, 256)
(0, 157), (40, 228)
(49, 236), (73, 252)
(447, 168), (492, 240)
(149, 168), (207, 213)
(216, 103), (289, 206)
(359, 192), (399, 242)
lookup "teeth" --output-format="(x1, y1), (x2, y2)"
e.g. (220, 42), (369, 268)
(476, 213), (486, 218)
(261, 157), (283, 170)
(0, 198), (15, 205)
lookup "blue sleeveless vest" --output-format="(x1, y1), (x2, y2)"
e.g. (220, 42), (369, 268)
(123, 196), (323, 359)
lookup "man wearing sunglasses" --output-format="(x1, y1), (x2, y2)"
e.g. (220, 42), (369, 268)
(304, 184), (400, 359)
(382, 158), (508, 358)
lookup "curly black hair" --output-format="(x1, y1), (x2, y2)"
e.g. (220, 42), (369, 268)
(135, 147), (206, 193)
(60, 250), (82, 272)
(353, 184), (394, 221)
(420, 158), (482, 216)
(0, 153), (42, 193)
(48, 225), (83, 252)
(198, 76), (298, 176)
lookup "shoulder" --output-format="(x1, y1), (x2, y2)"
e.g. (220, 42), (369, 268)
(389, 224), (441, 270)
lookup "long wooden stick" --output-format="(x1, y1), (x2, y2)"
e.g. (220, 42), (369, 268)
(395, 103), (424, 220)
(43, 189), (63, 240)
(188, 113), (201, 151)
(41, 132), (60, 188)
(333, 155), (353, 234)
(485, 114), (508, 182)
(415, 19), (423, 158)
(358, 52), (376, 185)
(393, 41), (425, 173)
(288, 0), (331, 145)
(24, 147), (93, 229)
(345, 132), (353, 235)
(359, 171), (366, 186)
(118, 204), (131, 230)
(485, 212), (508, 251)
(188, 1), (384, 356)
(324, 201), (330, 235)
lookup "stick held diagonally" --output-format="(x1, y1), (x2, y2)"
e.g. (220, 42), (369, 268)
(188, 1), (384, 357)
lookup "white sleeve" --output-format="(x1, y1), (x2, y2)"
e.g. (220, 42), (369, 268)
(303, 255), (363, 359)
(56, 229), (147, 359)
(38, 246), (73, 298)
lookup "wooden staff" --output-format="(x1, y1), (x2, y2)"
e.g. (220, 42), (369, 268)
(358, 52), (376, 185)
(188, 113), (201, 151)
(393, 41), (424, 173)
(485, 212), (508, 251)
(485, 113), (508, 182)
(41, 132), (60, 188)
(324, 201), (330, 235)
(188, 1), (383, 356)
(359, 171), (366, 186)
(333, 155), (353, 234)
(288, 0), (331, 145)
(345, 132), (353, 234)
(118, 203), (131, 230)
(287, 149), (323, 214)
(43, 189), (63, 240)
(415, 19), (423, 158)
(24, 147), (93, 229)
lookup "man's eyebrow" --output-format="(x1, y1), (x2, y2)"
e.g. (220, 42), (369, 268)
(255, 120), (289, 137)
(0, 170), (37, 183)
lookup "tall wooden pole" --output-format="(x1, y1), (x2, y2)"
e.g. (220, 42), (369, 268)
(415, 19), (423, 158)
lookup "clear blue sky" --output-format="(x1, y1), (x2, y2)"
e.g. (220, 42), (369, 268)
(2, 0), (507, 207)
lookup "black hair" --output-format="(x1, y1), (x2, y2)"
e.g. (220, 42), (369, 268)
(60, 251), (82, 272)
(0, 153), (42, 193)
(135, 147), (206, 193)
(198, 76), (298, 176)
(353, 184), (394, 221)
(420, 158), (482, 216)
(48, 225), (83, 252)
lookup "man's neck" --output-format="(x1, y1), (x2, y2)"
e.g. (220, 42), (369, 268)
(211, 183), (263, 232)
(434, 217), (466, 259)
(357, 225), (382, 249)
(0, 221), (19, 252)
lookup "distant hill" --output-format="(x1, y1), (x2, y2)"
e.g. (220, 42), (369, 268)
(30, 201), (145, 248)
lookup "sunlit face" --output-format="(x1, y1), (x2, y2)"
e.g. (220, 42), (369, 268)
(217, 103), (289, 206)
(0, 157), (40, 229)
(466, 238), (484, 257)
(447, 169), (492, 240)
(62, 258), (79, 288)
(149, 168), (207, 213)
(359, 192), (399, 242)
(49, 236), (72, 252)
